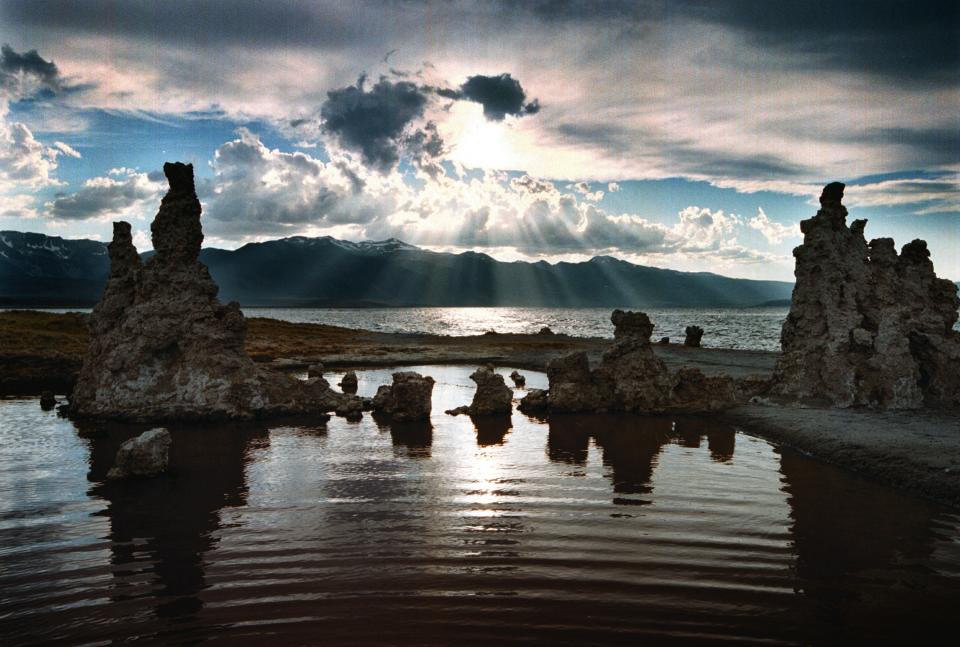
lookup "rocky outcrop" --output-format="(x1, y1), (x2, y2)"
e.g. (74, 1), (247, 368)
(339, 371), (358, 394)
(448, 366), (513, 416)
(39, 390), (56, 410)
(71, 162), (349, 421)
(773, 182), (960, 409)
(307, 363), (324, 378)
(371, 371), (435, 421)
(509, 370), (526, 387)
(684, 326), (703, 347)
(106, 428), (171, 479)
(538, 310), (739, 413)
(518, 388), (549, 414)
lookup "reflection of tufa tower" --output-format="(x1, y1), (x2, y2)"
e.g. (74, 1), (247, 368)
(773, 182), (960, 409)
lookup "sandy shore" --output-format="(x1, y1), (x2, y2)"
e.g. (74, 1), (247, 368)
(2, 309), (956, 508)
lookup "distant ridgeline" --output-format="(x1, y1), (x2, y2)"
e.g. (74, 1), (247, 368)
(0, 231), (797, 308)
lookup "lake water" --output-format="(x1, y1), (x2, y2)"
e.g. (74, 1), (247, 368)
(2, 365), (959, 645)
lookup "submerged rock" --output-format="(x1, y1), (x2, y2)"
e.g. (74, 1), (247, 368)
(339, 371), (358, 394)
(518, 388), (549, 413)
(541, 310), (738, 413)
(371, 371), (435, 421)
(71, 162), (348, 421)
(509, 370), (526, 387)
(658, 336), (670, 345)
(684, 326), (704, 347)
(773, 183), (960, 409)
(106, 428), (171, 479)
(467, 367), (514, 416)
(39, 390), (56, 410)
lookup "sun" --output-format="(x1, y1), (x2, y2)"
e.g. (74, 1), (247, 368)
(447, 104), (511, 170)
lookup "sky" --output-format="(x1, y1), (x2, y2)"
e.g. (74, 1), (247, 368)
(0, 0), (957, 282)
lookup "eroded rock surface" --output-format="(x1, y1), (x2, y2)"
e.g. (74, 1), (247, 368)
(468, 367), (513, 416)
(509, 370), (526, 387)
(339, 371), (358, 394)
(71, 162), (348, 421)
(371, 371), (435, 421)
(773, 182), (960, 409)
(106, 428), (171, 479)
(684, 326), (704, 347)
(540, 310), (739, 413)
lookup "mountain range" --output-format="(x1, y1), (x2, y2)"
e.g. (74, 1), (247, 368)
(0, 230), (796, 308)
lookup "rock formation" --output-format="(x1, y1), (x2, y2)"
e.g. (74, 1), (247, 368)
(684, 326), (704, 347)
(107, 428), (171, 479)
(371, 371), (435, 421)
(532, 310), (740, 413)
(463, 366), (513, 416)
(509, 370), (526, 387)
(307, 363), (324, 378)
(773, 182), (960, 409)
(71, 162), (349, 421)
(39, 390), (56, 410)
(518, 388), (549, 414)
(339, 371), (358, 394)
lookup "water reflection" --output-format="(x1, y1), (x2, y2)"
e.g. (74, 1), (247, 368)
(471, 415), (513, 447)
(87, 423), (269, 623)
(389, 420), (433, 458)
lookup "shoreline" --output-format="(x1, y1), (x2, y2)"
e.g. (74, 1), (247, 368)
(2, 309), (956, 509)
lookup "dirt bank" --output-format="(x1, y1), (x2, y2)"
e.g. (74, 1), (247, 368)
(724, 404), (960, 508)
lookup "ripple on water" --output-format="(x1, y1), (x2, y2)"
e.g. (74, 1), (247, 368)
(1, 366), (959, 645)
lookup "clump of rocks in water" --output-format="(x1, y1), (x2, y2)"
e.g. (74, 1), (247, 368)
(69, 162), (354, 422)
(372, 371), (435, 421)
(519, 309), (740, 414)
(447, 366), (513, 416)
(684, 326), (704, 347)
(772, 182), (960, 409)
(107, 428), (171, 479)
(509, 370), (526, 387)
(339, 371), (358, 394)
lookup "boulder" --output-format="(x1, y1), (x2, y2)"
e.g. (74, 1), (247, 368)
(658, 336), (670, 345)
(339, 371), (358, 394)
(307, 363), (324, 378)
(39, 390), (56, 410)
(70, 162), (347, 421)
(537, 326), (554, 336)
(464, 367), (513, 416)
(684, 325), (704, 347)
(518, 388), (549, 413)
(371, 372), (435, 421)
(509, 370), (526, 387)
(611, 309), (655, 340)
(106, 428), (171, 479)
(773, 183), (960, 409)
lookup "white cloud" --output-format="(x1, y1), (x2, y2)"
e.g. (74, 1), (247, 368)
(44, 168), (165, 221)
(53, 140), (81, 158)
(748, 207), (798, 244)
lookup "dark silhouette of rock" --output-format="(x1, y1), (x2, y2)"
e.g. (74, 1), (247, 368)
(371, 371), (435, 421)
(541, 310), (739, 413)
(773, 182), (960, 409)
(509, 370), (526, 387)
(658, 336), (670, 345)
(684, 325), (704, 347)
(339, 371), (358, 394)
(106, 428), (171, 479)
(464, 366), (513, 416)
(537, 326), (554, 335)
(307, 363), (324, 378)
(39, 390), (56, 410)
(611, 309), (654, 340)
(518, 388), (549, 413)
(71, 162), (349, 420)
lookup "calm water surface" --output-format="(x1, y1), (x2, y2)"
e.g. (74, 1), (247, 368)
(2, 366), (959, 645)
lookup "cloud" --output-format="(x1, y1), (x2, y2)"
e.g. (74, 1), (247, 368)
(44, 168), (164, 220)
(52, 140), (80, 158)
(321, 75), (439, 171)
(607, 182), (620, 192)
(440, 73), (540, 121)
(748, 207), (797, 243)
(0, 120), (60, 187)
(0, 44), (62, 96)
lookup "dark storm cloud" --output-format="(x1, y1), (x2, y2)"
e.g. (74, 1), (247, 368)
(0, 44), (62, 94)
(321, 75), (441, 171)
(436, 73), (540, 121)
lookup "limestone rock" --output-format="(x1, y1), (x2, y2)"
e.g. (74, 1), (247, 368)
(773, 183), (960, 409)
(665, 368), (737, 412)
(509, 370), (526, 387)
(39, 390), (56, 410)
(339, 371), (358, 394)
(684, 326), (704, 347)
(71, 162), (346, 421)
(371, 371), (435, 421)
(106, 428), (171, 479)
(611, 309), (654, 340)
(465, 367), (513, 416)
(518, 388), (549, 414)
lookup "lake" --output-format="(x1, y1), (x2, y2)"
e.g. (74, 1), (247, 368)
(1, 365), (958, 645)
